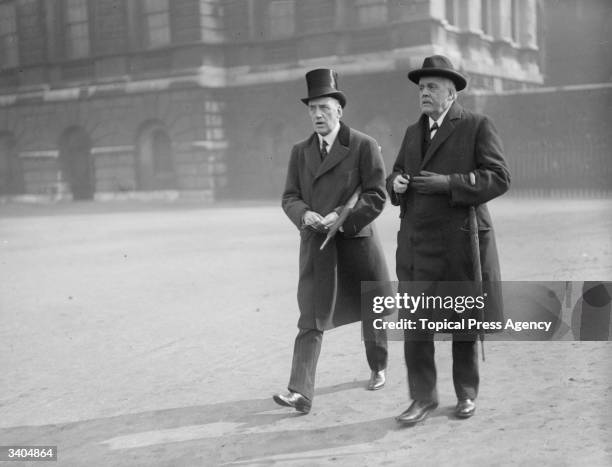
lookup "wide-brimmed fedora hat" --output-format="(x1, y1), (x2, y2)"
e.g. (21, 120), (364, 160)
(407, 55), (467, 91)
(301, 68), (347, 108)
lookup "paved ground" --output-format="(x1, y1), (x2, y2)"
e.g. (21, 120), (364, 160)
(0, 197), (611, 466)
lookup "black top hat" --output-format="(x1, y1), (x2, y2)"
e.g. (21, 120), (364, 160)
(301, 68), (347, 108)
(407, 55), (467, 91)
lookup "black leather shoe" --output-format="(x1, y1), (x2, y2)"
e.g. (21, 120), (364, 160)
(273, 391), (312, 414)
(367, 370), (386, 390)
(396, 400), (438, 425)
(455, 399), (476, 418)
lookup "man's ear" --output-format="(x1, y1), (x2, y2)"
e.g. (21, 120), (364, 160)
(337, 105), (343, 118)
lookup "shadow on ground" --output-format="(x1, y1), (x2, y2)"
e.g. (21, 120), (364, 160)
(1, 381), (399, 466)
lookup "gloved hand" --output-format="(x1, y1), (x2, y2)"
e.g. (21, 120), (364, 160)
(393, 174), (410, 194)
(320, 211), (339, 229)
(302, 210), (327, 233)
(411, 170), (450, 194)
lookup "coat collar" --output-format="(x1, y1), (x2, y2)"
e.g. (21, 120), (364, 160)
(420, 101), (463, 169)
(305, 121), (351, 179)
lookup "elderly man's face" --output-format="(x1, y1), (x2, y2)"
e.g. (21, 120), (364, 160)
(308, 96), (342, 136)
(418, 76), (455, 120)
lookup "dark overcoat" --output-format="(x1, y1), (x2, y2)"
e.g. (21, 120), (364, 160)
(386, 101), (511, 325)
(283, 121), (392, 331)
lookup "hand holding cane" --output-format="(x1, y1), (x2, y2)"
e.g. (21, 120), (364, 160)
(320, 186), (361, 251)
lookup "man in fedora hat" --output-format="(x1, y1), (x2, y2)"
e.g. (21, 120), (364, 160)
(385, 55), (511, 424)
(273, 68), (391, 414)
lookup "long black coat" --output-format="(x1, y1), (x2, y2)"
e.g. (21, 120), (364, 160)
(386, 102), (511, 325)
(283, 122), (392, 331)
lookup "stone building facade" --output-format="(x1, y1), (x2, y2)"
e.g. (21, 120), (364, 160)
(0, 0), (543, 201)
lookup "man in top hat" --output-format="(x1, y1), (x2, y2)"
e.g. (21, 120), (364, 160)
(273, 68), (391, 414)
(385, 55), (511, 424)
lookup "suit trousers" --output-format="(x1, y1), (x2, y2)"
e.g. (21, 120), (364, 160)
(403, 331), (479, 403)
(288, 320), (388, 401)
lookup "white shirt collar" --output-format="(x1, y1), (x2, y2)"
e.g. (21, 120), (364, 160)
(428, 103), (452, 129)
(318, 121), (341, 150)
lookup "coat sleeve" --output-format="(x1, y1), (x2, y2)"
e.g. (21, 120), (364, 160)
(385, 128), (409, 207)
(342, 137), (387, 236)
(281, 145), (310, 229)
(448, 116), (511, 206)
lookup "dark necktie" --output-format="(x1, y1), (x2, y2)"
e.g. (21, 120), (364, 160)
(430, 122), (439, 139)
(320, 140), (328, 160)
(422, 122), (437, 159)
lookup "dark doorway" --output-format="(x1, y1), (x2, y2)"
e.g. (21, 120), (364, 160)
(136, 121), (176, 190)
(0, 132), (23, 195)
(58, 127), (94, 200)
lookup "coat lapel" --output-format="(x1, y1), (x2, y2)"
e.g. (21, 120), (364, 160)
(420, 102), (463, 170)
(315, 121), (350, 180)
(304, 133), (322, 177)
(409, 115), (428, 175)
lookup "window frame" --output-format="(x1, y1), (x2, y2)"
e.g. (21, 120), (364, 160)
(0, 1), (19, 67)
(64, 0), (91, 59)
(481, 0), (491, 36)
(142, 0), (171, 49)
(355, 0), (388, 27)
(266, 0), (295, 39)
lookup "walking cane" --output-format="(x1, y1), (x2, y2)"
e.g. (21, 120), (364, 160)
(468, 172), (485, 362)
(320, 186), (361, 251)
